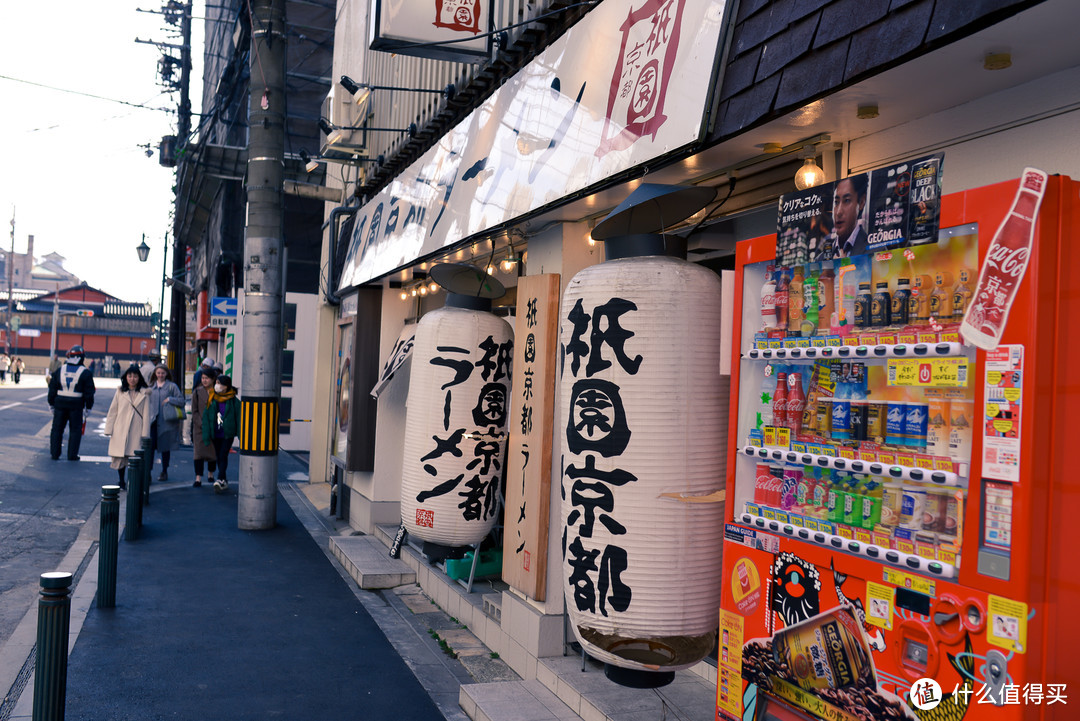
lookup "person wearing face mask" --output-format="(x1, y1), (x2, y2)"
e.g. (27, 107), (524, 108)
(190, 367), (219, 487)
(203, 374), (240, 493)
(148, 364), (185, 481)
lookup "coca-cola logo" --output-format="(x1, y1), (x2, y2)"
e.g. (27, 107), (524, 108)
(985, 245), (1029, 279)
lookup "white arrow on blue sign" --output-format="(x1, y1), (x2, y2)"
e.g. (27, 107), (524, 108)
(210, 297), (238, 317)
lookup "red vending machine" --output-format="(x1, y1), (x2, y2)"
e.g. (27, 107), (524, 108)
(716, 169), (1080, 721)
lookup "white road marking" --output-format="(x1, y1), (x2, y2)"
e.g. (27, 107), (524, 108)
(0, 402), (22, 411)
(29, 391), (49, 401)
(76, 456), (112, 463)
(36, 421), (52, 438)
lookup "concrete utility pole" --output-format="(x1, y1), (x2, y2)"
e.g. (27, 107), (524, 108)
(6, 208), (14, 356)
(166, 0), (193, 392)
(239, 0), (286, 529)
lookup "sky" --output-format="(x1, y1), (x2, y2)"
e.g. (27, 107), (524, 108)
(0, 2), (203, 313)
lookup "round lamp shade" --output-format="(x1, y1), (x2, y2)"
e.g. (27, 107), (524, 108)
(558, 254), (727, 674)
(400, 306), (514, 546)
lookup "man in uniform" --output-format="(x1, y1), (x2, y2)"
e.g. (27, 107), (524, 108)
(48, 345), (96, 461)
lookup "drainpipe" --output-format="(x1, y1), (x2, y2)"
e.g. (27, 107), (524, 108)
(325, 204), (358, 306)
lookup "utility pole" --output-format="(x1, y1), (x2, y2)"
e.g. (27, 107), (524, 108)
(6, 208), (13, 356)
(166, 0), (193, 393)
(239, 0), (286, 530)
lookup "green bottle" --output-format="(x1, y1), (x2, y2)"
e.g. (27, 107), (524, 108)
(827, 471), (846, 523)
(803, 264), (820, 336)
(860, 478), (883, 530)
(842, 475), (863, 526)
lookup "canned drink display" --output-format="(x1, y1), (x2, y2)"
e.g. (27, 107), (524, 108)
(904, 402), (929, 449)
(816, 399), (832, 437)
(941, 492), (961, 539)
(755, 464), (772, 505)
(926, 393), (951, 456)
(865, 401), (886, 441)
(899, 486), (927, 530)
(886, 401), (907, 446)
(948, 398), (974, 462)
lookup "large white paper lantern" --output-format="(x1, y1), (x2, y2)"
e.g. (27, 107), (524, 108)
(401, 269), (514, 547)
(559, 185), (727, 687)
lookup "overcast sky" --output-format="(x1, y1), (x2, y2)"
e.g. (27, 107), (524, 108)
(0, 2), (203, 312)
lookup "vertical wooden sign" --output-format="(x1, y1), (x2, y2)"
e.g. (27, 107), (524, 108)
(502, 273), (560, 601)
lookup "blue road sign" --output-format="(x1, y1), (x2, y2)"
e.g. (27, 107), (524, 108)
(211, 297), (238, 317)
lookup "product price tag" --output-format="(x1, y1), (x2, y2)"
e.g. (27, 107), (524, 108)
(884, 568), (936, 597)
(887, 358), (969, 387)
(811, 336), (827, 347)
(775, 427), (791, 448)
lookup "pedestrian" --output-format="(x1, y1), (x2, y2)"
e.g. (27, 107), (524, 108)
(148, 364), (185, 481)
(0, 353), (9, 382)
(192, 356), (215, 390)
(112, 359), (122, 378)
(47, 346), (95, 461)
(190, 366), (218, 487)
(141, 355), (159, 386)
(48, 355), (62, 374)
(203, 374), (240, 493)
(12, 357), (24, 384)
(103, 365), (152, 489)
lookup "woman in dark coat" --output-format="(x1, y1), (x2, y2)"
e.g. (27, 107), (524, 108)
(148, 364), (185, 481)
(190, 367), (218, 487)
(203, 374), (240, 493)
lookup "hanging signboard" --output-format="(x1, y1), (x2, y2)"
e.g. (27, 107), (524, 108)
(340, 0), (733, 291)
(369, 0), (490, 62)
(502, 274), (559, 601)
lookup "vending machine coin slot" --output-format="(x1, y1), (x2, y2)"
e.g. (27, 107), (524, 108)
(962, 600), (986, 633)
(896, 620), (939, 679)
(932, 596), (965, 643)
(984, 649), (1009, 706)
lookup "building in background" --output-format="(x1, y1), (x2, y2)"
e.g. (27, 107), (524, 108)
(0, 235), (81, 292)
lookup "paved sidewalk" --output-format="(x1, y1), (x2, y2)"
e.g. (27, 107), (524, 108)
(6, 450), (468, 721)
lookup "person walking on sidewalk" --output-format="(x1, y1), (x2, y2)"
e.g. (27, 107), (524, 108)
(203, 374), (240, 493)
(190, 367), (218, 487)
(47, 346), (95, 460)
(103, 365), (151, 489)
(148, 364), (184, 481)
(12, 357), (24, 384)
(0, 353), (9, 382)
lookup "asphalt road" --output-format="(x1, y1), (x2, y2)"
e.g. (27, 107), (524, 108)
(0, 373), (121, 652)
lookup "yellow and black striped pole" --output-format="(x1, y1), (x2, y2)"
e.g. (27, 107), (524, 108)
(240, 396), (279, 456)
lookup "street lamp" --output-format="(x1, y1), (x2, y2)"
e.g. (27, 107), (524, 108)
(136, 233), (167, 359)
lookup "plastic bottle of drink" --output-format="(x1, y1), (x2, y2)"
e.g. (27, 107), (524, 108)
(837, 259), (857, 329)
(860, 478), (883, 530)
(842, 475), (863, 526)
(951, 269), (973, 323)
(849, 368), (868, 442)
(831, 379), (852, 440)
(818, 265), (836, 331)
(827, 472), (846, 523)
(796, 466), (815, 513)
(910, 275), (934, 326)
(781, 466), (802, 511)
(761, 264), (778, 330)
(788, 267), (805, 335)
(760, 368), (775, 428)
(812, 468), (830, 514)
(754, 464), (772, 504)
(961, 168), (1048, 349)
(773, 372), (789, 429)
(775, 269), (790, 332)
(948, 398), (974, 462)
(787, 372), (806, 436)
(891, 278), (911, 326)
(929, 271), (954, 322)
(854, 282), (872, 328)
(803, 265), (820, 336)
(871, 282), (891, 327)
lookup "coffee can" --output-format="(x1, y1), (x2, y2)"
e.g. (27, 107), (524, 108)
(899, 486), (927, 530)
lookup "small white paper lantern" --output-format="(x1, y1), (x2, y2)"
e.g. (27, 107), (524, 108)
(400, 272), (514, 547)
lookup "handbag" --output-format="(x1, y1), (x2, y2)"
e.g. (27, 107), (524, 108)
(172, 403), (186, 421)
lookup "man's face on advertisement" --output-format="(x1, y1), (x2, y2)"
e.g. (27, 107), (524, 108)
(832, 178), (863, 243)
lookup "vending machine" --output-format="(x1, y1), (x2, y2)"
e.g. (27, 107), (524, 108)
(716, 169), (1080, 721)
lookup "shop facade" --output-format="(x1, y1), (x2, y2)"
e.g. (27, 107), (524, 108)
(308, 0), (1080, 695)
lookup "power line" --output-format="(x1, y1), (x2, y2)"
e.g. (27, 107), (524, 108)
(0, 74), (174, 113)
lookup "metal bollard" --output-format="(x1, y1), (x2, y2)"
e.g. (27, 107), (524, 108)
(33, 572), (72, 721)
(124, 456), (141, 541)
(97, 486), (120, 608)
(141, 437), (153, 507)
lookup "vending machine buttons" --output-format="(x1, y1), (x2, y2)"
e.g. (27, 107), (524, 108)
(850, 461), (865, 472)
(894, 345), (908, 356)
(755, 518), (766, 529)
(783, 525), (794, 535)
(838, 346), (851, 357)
(757, 448), (769, 459)
(869, 463), (884, 475)
(833, 458), (847, 470)
(798, 529), (809, 539)
(821, 347), (834, 357)
(776, 349), (788, 358)
(931, 471), (947, 484)
(741, 513), (752, 524)
(914, 344), (928, 355)
(748, 349), (759, 359)
(771, 450), (784, 461)
(806, 348), (818, 358)
(830, 537), (843, 548)
(789, 348), (802, 358)
(928, 562), (944, 575)
(801, 454), (814, 465)
(866, 546), (880, 558)
(769, 521), (780, 532)
(743, 446), (755, 456)
(889, 466), (904, 478)
(762, 350), (773, 358)
(847, 541), (861, 553)
(786, 451), (799, 463)
(906, 557), (921, 569)
(886, 551), (900, 563)
(816, 457), (830, 467)
(873, 345), (888, 356)
(814, 533), (826, 543)
(909, 469), (925, 482)
(855, 346), (869, 356)
(935, 343), (952, 355)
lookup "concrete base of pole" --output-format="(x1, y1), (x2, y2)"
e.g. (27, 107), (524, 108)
(237, 455), (278, 530)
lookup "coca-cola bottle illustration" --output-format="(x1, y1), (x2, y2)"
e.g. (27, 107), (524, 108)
(961, 168), (1048, 349)
(760, 265), (778, 330)
(772, 372), (788, 429)
(787, 372), (806, 436)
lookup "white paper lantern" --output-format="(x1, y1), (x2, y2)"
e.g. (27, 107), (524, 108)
(559, 250), (727, 679)
(401, 301), (514, 546)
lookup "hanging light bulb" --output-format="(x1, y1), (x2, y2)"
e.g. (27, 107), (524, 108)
(794, 147), (825, 190)
(419, 285), (428, 296)
(428, 281), (438, 293)
(486, 264), (496, 275)
(410, 287), (418, 297)
(399, 290), (408, 301)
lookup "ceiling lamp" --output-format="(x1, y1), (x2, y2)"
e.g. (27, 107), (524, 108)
(794, 146), (825, 190)
(299, 149), (319, 173)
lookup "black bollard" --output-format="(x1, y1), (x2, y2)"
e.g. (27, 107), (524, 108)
(124, 456), (141, 541)
(33, 572), (72, 721)
(97, 486), (120, 608)
(141, 438), (153, 507)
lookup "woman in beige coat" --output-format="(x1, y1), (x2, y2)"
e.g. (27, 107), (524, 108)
(104, 365), (152, 489)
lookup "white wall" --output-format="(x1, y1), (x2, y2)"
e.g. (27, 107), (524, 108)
(280, 291), (317, 451)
